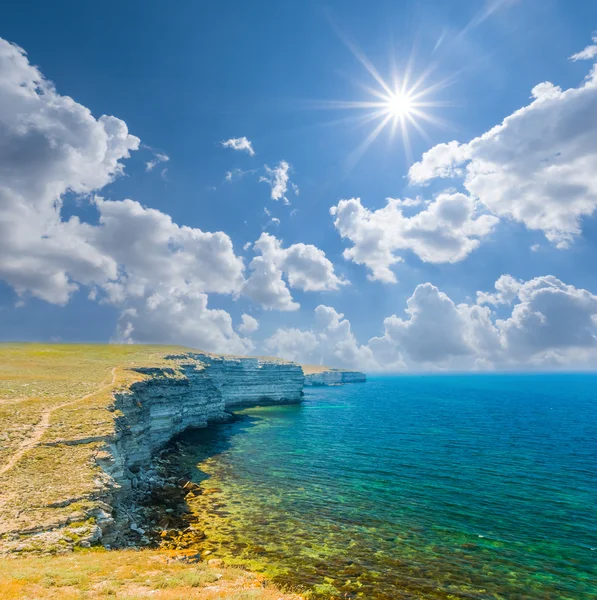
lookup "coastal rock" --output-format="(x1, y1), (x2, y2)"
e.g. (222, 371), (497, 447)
(303, 369), (366, 386)
(98, 353), (304, 546)
(101, 354), (304, 479)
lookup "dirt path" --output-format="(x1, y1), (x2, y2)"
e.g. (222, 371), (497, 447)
(0, 367), (118, 477)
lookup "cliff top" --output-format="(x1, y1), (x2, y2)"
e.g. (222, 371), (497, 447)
(0, 343), (303, 544)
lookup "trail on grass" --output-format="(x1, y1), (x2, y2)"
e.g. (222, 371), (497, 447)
(0, 367), (118, 477)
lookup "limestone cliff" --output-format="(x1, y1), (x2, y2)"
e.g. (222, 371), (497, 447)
(103, 354), (304, 477)
(0, 350), (303, 554)
(303, 369), (366, 386)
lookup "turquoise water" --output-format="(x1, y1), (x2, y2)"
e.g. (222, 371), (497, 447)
(174, 375), (597, 599)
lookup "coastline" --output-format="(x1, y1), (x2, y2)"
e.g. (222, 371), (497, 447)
(0, 343), (366, 599)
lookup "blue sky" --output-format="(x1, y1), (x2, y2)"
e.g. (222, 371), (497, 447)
(2, 0), (597, 370)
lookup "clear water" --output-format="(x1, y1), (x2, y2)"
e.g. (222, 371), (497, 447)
(173, 375), (597, 599)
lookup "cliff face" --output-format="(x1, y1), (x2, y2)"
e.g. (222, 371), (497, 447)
(197, 355), (305, 408)
(303, 369), (366, 386)
(102, 353), (304, 486)
(97, 353), (304, 545)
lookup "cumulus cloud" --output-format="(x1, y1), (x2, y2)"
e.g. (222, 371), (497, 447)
(264, 276), (597, 371)
(238, 313), (259, 334)
(0, 38), (138, 304)
(260, 160), (298, 203)
(0, 36), (251, 354)
(382, 284), (473, 363)
(497, 276), (597, 361)
(331, 194), (498, 282)
(408, 141), (471, 185)
(476, 274), (522, 306)
(243, 233), (347, 310)
(89, 197), (246, 301)
(570, 34), (597, 62)
(113, 288), (254, 355)
(264, 328), (319, 363)
(408, 42), (597, 248)
(221, 136), (255, 156)
(265, 305), (381, 370)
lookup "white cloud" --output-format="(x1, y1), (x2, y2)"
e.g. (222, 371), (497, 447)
(89, 197), (246, 300)
(476, 274), (522, 306)
(264, 328), (319, 363)
(225, 168), (256, 182)
(265, 304), (380, 370)
(497, 276), (597, 361)
(0, 37), (138, 304)
(408, 141), (471, 185)
(382, 283), (473, 363)
(243, 233), (347, 310)
(146, 152), (169, 172)
(113, 288), (254, 355)
(221, 136), (255, 156)
(408, 46), (597, 248)
(263, 276), (597, 371)
(570, 34), (597, 62)
(0, 36), (252, 354)
(238, 313), (259, 334)
(260, 160), (298, 203)
(330, 193), (498, 282)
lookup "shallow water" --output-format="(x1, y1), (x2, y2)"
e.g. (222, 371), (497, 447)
(173, 375), (597, 599)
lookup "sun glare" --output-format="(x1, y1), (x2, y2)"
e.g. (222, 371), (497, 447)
(313, 26), (452, 168)
(385, 91), (413, 118)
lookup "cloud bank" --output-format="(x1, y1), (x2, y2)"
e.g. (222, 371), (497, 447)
(408, 49), (597, 248)
(266, 275), (597, 372)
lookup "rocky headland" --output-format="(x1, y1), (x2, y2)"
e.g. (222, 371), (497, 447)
(0, 344), (367, 558)
(0, 347), (306, 555)
(303, 366), (367, 386)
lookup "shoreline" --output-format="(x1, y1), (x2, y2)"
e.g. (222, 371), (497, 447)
(0, 343), (368, 599)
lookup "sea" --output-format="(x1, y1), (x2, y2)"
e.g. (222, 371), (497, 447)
(171, 375), (597, 599)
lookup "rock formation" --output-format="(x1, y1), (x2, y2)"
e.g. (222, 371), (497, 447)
(303, 369), (366, 386)
(103, 353), (304, 476)
(0, 351), (304, 554)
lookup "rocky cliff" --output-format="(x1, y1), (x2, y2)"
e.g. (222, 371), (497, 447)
(303, 369), (367, 386)
(0, 349), (304, 554)
(102, 352), (304, 495)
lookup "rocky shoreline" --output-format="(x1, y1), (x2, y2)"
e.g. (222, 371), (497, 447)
(0, 349), (366, 557)
(90, 354), (305, 552)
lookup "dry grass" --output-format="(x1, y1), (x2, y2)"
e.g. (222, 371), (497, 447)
(0, 548), (304, 599)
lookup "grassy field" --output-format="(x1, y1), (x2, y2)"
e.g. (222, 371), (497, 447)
(0, 343), (305, 599)
(0, 548), (303, 599)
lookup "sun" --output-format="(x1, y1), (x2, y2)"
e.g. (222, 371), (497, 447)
(384, 91), (414, 118)
(311, 29), (452, 167)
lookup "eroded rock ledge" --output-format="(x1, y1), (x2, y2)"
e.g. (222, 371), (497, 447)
(101, 353), (304, 546)
(303, 369), (366, 386)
